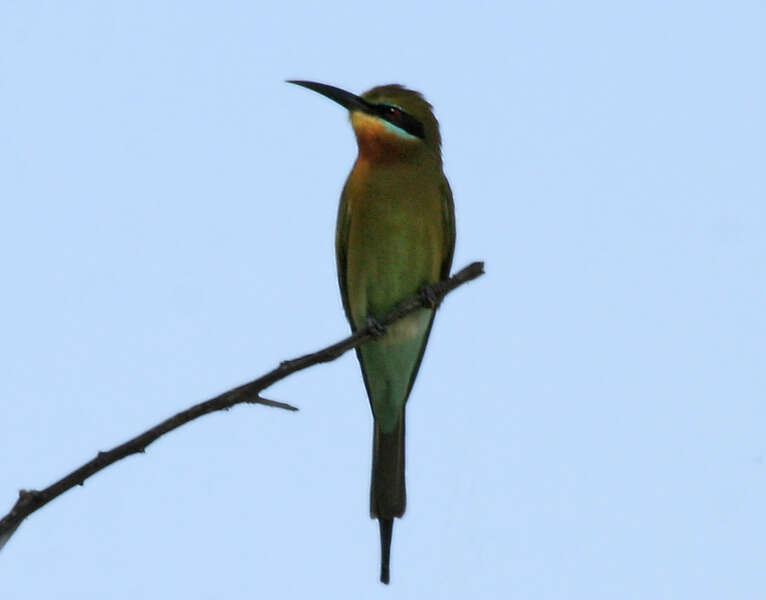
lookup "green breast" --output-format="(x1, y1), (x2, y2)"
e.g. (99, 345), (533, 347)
(341, 161), (446, 330)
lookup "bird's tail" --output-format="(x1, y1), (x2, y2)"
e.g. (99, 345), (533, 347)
(371, 412), (406, 584)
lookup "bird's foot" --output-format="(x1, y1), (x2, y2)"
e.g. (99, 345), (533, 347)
(366, 316), (386, 338)
(419, 284), (440, 309)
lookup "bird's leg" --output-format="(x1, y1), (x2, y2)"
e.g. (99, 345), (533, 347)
(419, 284), (440, 309)
(366, 315), (386, 338)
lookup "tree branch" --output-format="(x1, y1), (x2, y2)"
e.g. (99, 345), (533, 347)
(0, 261), (484, 550)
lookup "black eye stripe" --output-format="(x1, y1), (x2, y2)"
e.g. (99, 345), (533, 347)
(372, 103), (425, 139)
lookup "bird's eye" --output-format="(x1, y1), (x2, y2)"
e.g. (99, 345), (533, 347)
(375, 104), (425, 139)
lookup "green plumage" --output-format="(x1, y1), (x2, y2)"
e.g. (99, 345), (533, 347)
(336, 159), (454, 432)
(289, 80), (455, 584)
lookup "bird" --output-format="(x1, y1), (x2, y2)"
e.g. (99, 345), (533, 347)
(288, 80), (455, 584)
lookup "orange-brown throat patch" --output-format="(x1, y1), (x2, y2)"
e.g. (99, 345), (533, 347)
(350, 111), (415, 164)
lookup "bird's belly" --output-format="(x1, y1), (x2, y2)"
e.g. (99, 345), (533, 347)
(345, 209), (441, 337)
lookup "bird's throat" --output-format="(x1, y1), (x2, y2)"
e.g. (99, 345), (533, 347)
(351, 111), (417, 164)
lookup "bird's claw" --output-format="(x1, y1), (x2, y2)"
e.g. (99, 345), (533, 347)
(419, 284), (440, 309)
(366, 316), (386, 338)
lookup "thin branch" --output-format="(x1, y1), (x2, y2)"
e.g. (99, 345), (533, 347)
(0, 261), (484, 550)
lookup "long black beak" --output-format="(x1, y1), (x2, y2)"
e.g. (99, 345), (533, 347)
(287, 80), (371, 113)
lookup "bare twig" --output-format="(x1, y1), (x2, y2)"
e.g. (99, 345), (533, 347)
(0, 261), (484, 550)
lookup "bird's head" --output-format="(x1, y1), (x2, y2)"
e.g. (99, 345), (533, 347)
(288, 80), (441, 163)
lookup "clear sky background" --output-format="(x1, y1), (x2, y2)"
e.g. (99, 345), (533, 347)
(2, 2), (765, 598)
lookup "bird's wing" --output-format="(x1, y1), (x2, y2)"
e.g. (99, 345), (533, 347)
(335, 188), (354, 327)
(400, 175), (456, 402)
(439, 175), (457, 280)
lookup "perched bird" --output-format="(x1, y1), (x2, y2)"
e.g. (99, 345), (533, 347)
(288, 80), (455, 584)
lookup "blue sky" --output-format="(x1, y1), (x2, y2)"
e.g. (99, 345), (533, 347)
(2, 2), (765, 598)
